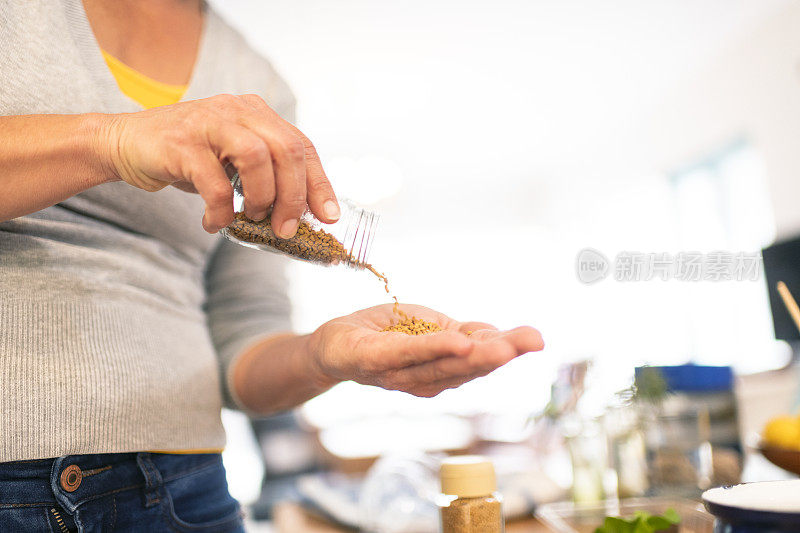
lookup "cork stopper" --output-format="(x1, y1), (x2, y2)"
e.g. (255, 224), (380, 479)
(440, 456), (497, 498)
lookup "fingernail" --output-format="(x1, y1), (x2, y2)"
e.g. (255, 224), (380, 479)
(323, 199), (340, 220)
(279, 219), (298, 239)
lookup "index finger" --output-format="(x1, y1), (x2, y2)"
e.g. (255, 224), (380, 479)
(295, 132), (340, 224)
(396, 330), (542, 385)
(470, 326), (545, 354)
(240, 94), (339, 224)
(457, 321), (498, 335)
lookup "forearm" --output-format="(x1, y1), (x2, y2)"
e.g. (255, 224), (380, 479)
(231, 332), (339, 415)
(0, 113), (117, 221)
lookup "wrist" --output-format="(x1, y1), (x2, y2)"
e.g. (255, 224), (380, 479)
(233, 332), (340, 414)
(84, 113), (123, 185)
(303, 330), (341, 391)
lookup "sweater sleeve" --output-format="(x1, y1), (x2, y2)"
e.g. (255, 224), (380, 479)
(204, 238), (293, 410)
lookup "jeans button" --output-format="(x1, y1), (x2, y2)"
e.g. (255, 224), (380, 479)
(60, 464), (82, 492)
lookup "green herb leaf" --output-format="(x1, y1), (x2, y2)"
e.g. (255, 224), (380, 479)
(594, 509), (681, 533)
(632, 518), (652, 533)
(662, 508), (681, 524)
(646, 516), (673, 530)
(595, 516), (634, 533)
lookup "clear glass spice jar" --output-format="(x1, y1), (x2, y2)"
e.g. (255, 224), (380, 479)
(219, 166), (380, 269)
(439, 456), (504, 533)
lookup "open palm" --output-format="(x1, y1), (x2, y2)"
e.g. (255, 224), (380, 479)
(309, 304), (544, 398)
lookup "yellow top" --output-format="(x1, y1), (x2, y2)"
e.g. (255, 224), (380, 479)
(102, 49), (187, 109)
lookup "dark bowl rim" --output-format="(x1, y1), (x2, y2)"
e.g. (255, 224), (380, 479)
(703, 482), (800, 527)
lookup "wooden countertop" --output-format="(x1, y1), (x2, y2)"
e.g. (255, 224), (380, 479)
(272, 503), (550, 532)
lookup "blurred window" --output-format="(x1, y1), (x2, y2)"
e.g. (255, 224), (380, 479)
(669, 139), (784, 372)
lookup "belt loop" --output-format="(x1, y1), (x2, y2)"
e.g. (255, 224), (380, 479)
(135, 453), (163, 508)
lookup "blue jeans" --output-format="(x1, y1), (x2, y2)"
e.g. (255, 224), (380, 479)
(0, 452), (245, 532)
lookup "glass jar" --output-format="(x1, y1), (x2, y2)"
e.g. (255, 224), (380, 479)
(644, 407), (713, 498)
(359, 453), (441, 533)
(219, 166), (380, 269)
(439, 456), (504, 533)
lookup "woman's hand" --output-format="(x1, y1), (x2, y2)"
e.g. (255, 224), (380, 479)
(232, 303), (544, 413)
(307, 304), (544, 398)
(103, 94), (338, 235)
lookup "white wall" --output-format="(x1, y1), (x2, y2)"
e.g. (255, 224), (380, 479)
(643, 2), (800, 239)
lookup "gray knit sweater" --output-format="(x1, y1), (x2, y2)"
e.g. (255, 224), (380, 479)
(0, 0), (295, 461)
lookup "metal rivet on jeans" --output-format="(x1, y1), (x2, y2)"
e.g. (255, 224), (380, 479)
(60, 464), (82, 492)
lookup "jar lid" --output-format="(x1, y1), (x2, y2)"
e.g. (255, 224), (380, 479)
(440, 456), (496, 498)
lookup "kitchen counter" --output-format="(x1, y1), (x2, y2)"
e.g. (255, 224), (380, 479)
(265, 502), (550, 532)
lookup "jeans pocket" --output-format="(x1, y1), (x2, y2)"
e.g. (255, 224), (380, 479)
(161, 462), (243, 532)
(0, 505), (61, 532)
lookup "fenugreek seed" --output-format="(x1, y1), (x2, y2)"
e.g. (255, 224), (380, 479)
(441, 497), (502, 533)
(227, 213), (356, 265)
(227, 213), (446, 335)
(383, 316), (442, 335)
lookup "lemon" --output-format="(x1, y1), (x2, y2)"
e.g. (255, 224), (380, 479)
(763, 416), (800, 450)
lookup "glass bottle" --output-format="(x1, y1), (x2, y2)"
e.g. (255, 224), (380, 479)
(219, 166), (380, 269)
(604, 404), (648, 499)
(439, 456), (504, 533)
(562, 415), (608, 505)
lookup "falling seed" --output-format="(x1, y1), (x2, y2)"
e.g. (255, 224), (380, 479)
(227, 213), (443, 336)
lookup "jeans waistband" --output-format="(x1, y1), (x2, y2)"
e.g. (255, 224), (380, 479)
(0, 452), (222, 513)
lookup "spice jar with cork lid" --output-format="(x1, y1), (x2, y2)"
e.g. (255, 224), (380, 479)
(439, 456), (504, 533)
(220, 166), (380, 269)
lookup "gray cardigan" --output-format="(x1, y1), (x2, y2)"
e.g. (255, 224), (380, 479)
(0, 0), (294, 461)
